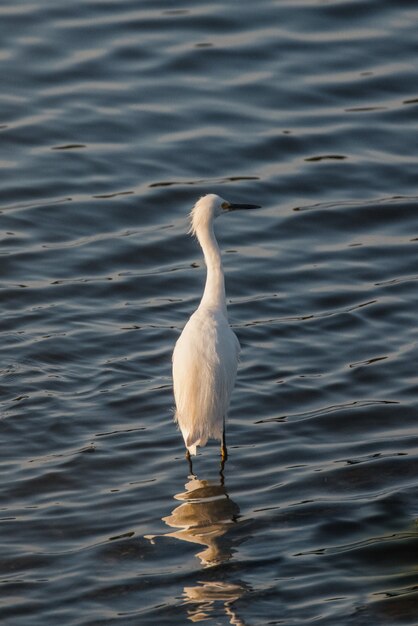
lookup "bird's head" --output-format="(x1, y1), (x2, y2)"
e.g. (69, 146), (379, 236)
(189, 194), (260, 236)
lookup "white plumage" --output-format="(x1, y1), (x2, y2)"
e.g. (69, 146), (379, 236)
(173, 305), (240, 455)
(172, 194), (259, 458)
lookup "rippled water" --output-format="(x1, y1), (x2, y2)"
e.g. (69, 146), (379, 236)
(1, 0), (418, 624)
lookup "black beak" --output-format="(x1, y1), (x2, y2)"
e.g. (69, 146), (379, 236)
(226, 202), (261, 211)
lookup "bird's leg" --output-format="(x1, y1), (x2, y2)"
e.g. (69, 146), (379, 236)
(186, 449), (194, 476)
(221, 425), (228, 463)
(220, 427), (227, 481)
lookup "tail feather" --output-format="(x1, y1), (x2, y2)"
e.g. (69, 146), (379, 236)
(186, 442), (197, 456)
(186, 432), (209, 456)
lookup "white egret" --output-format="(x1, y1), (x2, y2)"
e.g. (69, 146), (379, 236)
(172, 193), (260, 462)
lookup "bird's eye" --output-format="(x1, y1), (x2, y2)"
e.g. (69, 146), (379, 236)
(221, 202), (230, 210)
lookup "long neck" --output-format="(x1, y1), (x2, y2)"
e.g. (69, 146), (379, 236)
(197, 222), (227, 316)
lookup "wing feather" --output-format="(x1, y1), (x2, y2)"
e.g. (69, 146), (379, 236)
(172, 308), (239, 452)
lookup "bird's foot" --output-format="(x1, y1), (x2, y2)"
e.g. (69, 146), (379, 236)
(221, 445), (228, 463)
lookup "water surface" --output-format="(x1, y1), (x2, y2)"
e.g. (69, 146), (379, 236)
(1, 0), (418, 624)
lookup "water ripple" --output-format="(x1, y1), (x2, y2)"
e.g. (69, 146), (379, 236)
(1, 0), (418, 624)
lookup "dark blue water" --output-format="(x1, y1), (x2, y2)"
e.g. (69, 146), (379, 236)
(1, 1), (418, 624)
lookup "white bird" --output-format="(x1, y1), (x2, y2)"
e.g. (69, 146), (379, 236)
(172, 194), (260, 462)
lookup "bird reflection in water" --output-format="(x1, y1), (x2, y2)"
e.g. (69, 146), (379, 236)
(184, 580), (249, 625)
(161, 474), (239, 566)
(146, 473), (249, 624)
